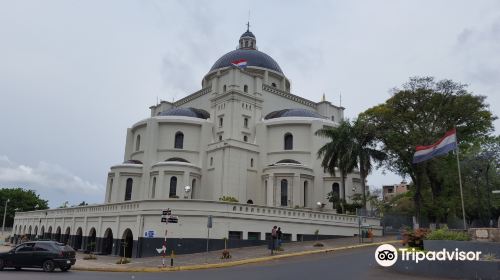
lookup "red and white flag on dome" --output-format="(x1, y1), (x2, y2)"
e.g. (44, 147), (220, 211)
(231, 59), (247, 69)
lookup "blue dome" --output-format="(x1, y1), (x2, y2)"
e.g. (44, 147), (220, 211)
(210, 49), (283, 74)
(264, 108), (325, 120)
(159, 107), (210, 119)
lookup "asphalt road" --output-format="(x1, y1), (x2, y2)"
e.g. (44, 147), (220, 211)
(0, 246), (437, 280)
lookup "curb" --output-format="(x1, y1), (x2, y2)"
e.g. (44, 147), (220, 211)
(73, 240), (399, 273)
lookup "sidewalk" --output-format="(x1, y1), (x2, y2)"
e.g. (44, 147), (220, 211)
(72, 235), (397, 272)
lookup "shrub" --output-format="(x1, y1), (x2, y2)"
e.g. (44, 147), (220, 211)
(425, 227), (470, 241)
(221, 249), (231, 259)
(219, 196), (239, 203)
(402, 228), (430, 249)
(313, 242), (324, 247)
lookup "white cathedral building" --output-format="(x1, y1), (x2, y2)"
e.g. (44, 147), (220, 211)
(12, 28), (381, 258)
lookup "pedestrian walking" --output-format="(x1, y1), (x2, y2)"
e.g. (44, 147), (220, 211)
(277, 227), (283, 249)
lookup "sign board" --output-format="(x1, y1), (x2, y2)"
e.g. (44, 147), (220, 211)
(167, 216), (178, 224)
(144, 230), (156, 238)
(207, 215), (213, 228)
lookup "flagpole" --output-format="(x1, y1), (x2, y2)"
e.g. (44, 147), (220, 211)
(454, 129), (467, 230)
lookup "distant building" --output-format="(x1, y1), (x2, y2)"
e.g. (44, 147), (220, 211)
(382, 182), (409, 201)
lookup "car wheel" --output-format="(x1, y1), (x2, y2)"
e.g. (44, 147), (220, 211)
(42, 260), (55, 272)
(60, 265), (71, 272)
(0, 259), (4, 271)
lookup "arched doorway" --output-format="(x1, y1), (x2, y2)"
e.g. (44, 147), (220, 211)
(281, 179), (288, 206)
(28, 226), (32, 240)
(40, 226), (45, 239)
(74, 227), (83, 250)
(55, 226), (62, 242)
(34, 226), (38, 239)
(63, 227), (71, 244)
(303, 181), (309, 207)
(47, 226), (53, 240)
(332, 183), (340, 207)
(88, 228), (97, 252)
(121, 229), (133, 258)
(103, 228), (113, 255)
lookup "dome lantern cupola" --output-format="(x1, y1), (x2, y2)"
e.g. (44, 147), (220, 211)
(239, 22), (256, 50)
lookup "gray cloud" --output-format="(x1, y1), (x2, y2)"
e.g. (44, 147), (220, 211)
(0, 156), (103, 207)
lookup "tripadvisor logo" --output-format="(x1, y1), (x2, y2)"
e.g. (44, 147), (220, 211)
(374, 244), (482, 267)
(375, 244), (398, 267)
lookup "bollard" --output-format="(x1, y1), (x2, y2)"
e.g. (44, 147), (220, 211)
(170, 250), (175, 267)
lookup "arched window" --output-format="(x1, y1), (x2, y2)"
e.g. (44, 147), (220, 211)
(250, 158), (254, 167)
(243, 135), (248, 142)
(135, 135), (141, 151)
(244, 118), (248, 128)
(210, 157), (214, 166)
(174, 132), (184, 149)
(245, 40), (248, 47)
(108, 179), (113, 202)
(281, 179), (288, 206)
(124, 178), (133, 201)
(191, 179), (196, 199)
(223, 85), (226, 92)
(219, 135), (223, 141)
(331, 116), (335, 121)
(332, 183), (340, 200)
(272, 82), (277, 87)
(284, 133), (293, 150)
(244, 85), (248, 93)
(151, 177), (156, 199)
(264, 180), (268, 203)
(303, 181), (308, 207)
(169, 176), (177, 198)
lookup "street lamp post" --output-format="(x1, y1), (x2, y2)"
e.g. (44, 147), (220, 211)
(1, 199), (10, 235)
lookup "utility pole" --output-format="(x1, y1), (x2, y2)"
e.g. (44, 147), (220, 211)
(2, 199), (10, 235)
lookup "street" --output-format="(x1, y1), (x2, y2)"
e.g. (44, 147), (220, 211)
(0, 246), (437, 280)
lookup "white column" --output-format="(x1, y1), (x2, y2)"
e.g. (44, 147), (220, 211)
(266, 175), (274, 206)
(183, 171), (190, 199)
(158, 171), (165, 199)
(292, 173), (300, 207)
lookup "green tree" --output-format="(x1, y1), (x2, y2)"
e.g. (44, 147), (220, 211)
(0, 188), (49, 227)
(361, 77), (496, 223)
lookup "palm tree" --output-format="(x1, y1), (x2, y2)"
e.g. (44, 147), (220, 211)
(316, 119), (386, 210)
(351, 119), (386, 208)
(316, 121), (357, 205)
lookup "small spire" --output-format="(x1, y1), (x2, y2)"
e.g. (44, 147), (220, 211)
(322, 93), (326, 102)
(246, 21), (250, 32)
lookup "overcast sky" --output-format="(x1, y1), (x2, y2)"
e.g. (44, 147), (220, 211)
(0, 0), (498, 208)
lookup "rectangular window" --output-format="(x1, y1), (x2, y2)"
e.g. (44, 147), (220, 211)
(219, 117), (223, 127)
(247, 232), (261, 241)
(228, 231), (243, 240)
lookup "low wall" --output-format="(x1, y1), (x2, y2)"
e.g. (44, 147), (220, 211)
(11, 199), (381, 257)
(469, 228), (500, 242)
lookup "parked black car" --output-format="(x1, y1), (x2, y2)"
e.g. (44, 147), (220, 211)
(0, 241), (76, 272)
